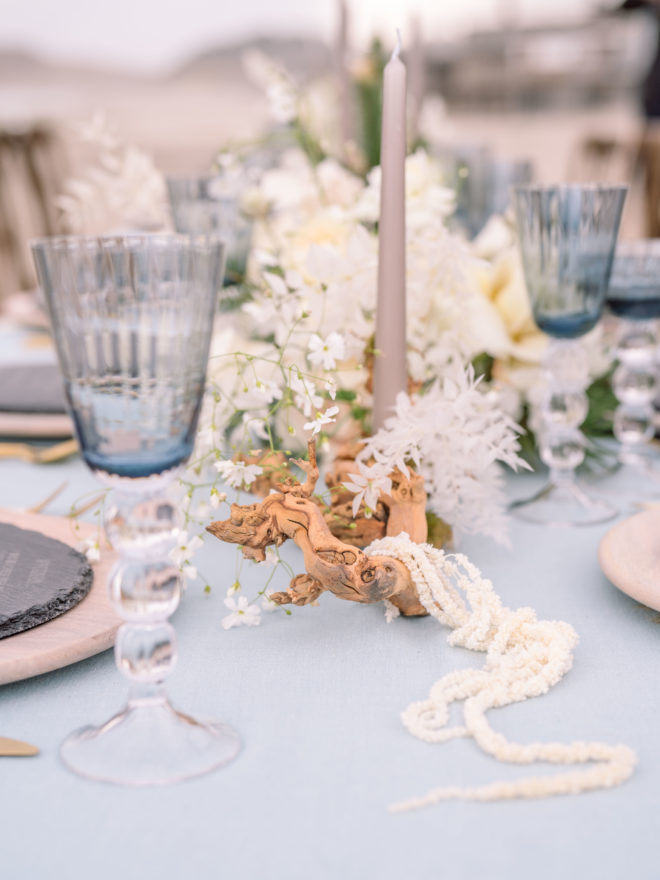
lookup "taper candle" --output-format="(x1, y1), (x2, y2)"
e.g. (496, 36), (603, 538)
(372, 32), (407, 432)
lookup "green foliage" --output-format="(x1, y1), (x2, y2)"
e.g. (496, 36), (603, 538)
(292, 119), (325, 167)
(426, 512), (453, 549)
(354, 39), (387, 171)
(350, 404), (370, 434)
(582, 368), (617, 438)
(471, 352), (495, 383)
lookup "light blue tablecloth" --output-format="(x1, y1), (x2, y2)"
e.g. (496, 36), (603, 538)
(1, 326), (658, 880)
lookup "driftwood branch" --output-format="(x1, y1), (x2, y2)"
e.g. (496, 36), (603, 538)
(207, 439), (429, 616)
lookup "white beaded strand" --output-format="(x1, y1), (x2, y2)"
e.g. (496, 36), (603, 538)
(366, 533), (637, 810)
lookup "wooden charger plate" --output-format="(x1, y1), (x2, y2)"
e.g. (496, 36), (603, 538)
(0, 509), (120, 685)
(598, 508), (660, 612)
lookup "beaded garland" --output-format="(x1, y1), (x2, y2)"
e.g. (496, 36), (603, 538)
(365, 533), (637, 811)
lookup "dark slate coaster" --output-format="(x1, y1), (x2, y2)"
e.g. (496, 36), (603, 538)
(0, 523), (93, 639)
(0, 364), (67, 414)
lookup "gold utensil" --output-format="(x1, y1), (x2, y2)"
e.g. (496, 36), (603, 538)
(0, 737), (39, 757)
(26, 481), (69, 514)
(0, 438), (78, 465)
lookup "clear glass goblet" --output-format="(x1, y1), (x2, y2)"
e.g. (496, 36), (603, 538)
(167, 176), (252, 287)
(31, 234), (240, 785)
(449, 146), (533, 238)
(511, 184), (627, 525)
(607, 239), (660, 471)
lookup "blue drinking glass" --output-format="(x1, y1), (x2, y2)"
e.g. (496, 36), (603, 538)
(31, 234), (240, 785)
(511, 184), (627, 525)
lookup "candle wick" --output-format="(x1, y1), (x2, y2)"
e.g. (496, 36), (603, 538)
(392, 29), (402, 60)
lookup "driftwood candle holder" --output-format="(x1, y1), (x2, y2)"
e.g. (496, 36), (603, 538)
(207, 440), (430, 616)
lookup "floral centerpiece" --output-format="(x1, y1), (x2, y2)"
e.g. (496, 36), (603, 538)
(56, 50), (615, 628)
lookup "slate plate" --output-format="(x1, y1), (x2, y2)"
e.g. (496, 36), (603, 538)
(0, 522), (92, 639)
(599, 508), (660, 612)
(0, 510), (120, 685)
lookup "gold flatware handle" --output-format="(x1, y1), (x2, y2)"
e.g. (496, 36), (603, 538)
(0, 736), (39, 756)
(0, 438), (78, 464)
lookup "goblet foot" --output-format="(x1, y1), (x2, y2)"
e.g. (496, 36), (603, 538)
(509, 478), (617, 526)
(618, 447), (660, 474)
(60, 698), (240, 786)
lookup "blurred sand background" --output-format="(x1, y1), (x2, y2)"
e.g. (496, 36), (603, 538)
(0, 0), (657, 296)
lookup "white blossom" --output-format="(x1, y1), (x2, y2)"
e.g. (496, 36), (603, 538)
(56, 115), (168, 234)
(289, 370), (323, 417)
(257, 547), (279, 567)
(77, 536), (100, 563)
(261, 588), (279, 612)
(343, 461), (393, 518)
(221, 595), (262, 630)
(210, 488), (227, 509)
(214, 459), (263, 490)
(303, 405), (339, 436)
(359, 364), (529, 544)
(307, 332), (346, 370)
(169, 533), (204, 581)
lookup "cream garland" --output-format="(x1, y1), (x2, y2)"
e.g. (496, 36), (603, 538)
(365, 533), (636, 811)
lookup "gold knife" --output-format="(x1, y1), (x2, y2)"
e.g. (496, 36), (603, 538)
(0, 737), (39, 756)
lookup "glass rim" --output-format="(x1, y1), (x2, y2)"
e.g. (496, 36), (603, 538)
(30, 233), (226, 253)
(512, 183), (629, 195)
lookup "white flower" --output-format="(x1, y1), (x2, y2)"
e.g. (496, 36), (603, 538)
(257, 547), (279, 567)
(303, 405), (339, 436)
(222, 596), (262, 630)
(56, 117), (168, 234)
(77, 536), (100, 563)
(210, 488), (227, 509)
(214, 459), (263, 490)
(242, 49), (298, 125)
(261, 588), (279, 612)
(343, 461), (393, 518)
(233, 375), (282, 410)
(307, 332), (346, 370)
(169, 533), (204, 582)
(289, 370), (323, 417)
(383, 599), (401, 623)
(77, 113), (118, 150)
(359, 364), (529, 544)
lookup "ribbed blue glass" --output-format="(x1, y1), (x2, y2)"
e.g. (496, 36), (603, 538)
(608, 239), (660, 320)
(31, 235), (224, 480)
(513, 185), (627, 338)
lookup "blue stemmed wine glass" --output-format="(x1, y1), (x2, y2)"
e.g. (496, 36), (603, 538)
(31, 234), (240, 785)
(511, 184), (627, 525)
(607, 239), (660, 471)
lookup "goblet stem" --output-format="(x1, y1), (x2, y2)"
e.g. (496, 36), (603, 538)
(612, 319), (658, 468)
(510, 338), (616, 525)
(60, 484), (240, 785)
(538, 339), (589, 479)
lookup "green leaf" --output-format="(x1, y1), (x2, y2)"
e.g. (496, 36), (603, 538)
(471, 353), (494, 382)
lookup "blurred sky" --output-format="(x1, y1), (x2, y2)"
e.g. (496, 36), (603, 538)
(3, 0), (609, 74)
